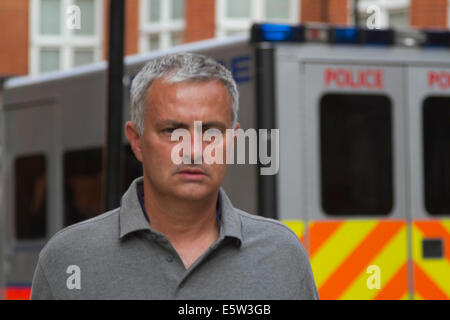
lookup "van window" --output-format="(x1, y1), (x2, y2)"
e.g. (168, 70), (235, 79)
(423, 97), (450, 215)
(64, 145), (143, 226)
(320, 94), (393, 216)
(15, 154), (47, 239)
(64, 148), (103, 226)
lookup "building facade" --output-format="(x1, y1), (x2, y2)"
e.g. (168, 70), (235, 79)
(0, 0), (449, 77)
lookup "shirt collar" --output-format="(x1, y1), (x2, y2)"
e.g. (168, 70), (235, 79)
(119, 177), (242, 246)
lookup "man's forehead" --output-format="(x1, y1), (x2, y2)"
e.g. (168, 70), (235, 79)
(147, 77), (226, 93)
(144, 77), (232, 124)
(145, 78), (230, 106)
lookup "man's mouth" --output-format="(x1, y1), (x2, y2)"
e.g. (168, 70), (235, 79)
(177, 168), (207, 180)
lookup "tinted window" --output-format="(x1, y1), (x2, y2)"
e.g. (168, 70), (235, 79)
(64, 148), (103, 226)
(320, 94), (393, 215)
(64, 145), (142, 226)
(15, 154), (47, 239)
(423, 97), (450, 215)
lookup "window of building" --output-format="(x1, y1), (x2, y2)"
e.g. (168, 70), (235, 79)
(39, 48), (61, 73)
(148, 33), (161, 51)
(388, 9), (408, 29)
(423, 97), (450, 215)
(227, 0), (251, 19)
(265, 0), (290, 20)
(73, 48), (95, 67)
(216, 0), (299, 38)
(74, 0), (96, 36)
(30, 0), (103, 75)
(320, 94), (393, 216)
(139, 0), (185, 52)
(15, 154), (47, 239)
(40, 0), (61, 35)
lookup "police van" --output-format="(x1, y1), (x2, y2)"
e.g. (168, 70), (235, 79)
(0, 23), (449, 300)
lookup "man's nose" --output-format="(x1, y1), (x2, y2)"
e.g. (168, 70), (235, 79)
(190, 128), (203, 164)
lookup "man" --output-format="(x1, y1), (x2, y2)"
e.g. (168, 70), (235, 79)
(31, 52), (318, 299)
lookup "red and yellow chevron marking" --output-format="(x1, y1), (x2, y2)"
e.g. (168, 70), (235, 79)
(412, 220), (450, 300)
(282, 220), (305, 246)
(308, 220), (409, 300)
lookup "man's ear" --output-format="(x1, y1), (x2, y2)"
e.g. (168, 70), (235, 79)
(125, 121), (143, 163)
(233, 122), (240, 142)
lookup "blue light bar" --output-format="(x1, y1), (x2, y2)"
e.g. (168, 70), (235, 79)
(424, 30), (450, 48)
(329, 27), (360, 44)
(361, 29), (395, 45)
(251, 23), (305, 43)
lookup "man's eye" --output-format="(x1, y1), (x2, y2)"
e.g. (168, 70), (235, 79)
(163, 128), (176, 134)
(204, 127), (225, 134)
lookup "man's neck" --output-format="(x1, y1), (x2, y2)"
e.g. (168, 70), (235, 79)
(142, 179), (220, 267)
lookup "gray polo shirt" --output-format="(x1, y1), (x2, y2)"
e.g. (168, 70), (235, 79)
(31, 177), (318, 300)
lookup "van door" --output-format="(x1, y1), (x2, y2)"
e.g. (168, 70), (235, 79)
(3, 98), (55, 299)
(407, 66), (450, 300)
(276, 58), (308, 245)
(303, 63), (409, 299)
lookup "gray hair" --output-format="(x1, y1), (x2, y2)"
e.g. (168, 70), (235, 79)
(130, 52), (239, 135)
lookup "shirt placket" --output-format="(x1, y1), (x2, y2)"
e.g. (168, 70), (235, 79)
(173, 236), (228, 298)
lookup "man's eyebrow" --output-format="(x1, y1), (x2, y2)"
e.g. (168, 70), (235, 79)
(158, 120), (189, 129)
(158, 120), (228, 130)
(202, 121), (227, 130)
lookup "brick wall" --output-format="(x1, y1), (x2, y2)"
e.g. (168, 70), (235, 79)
(124, 0), (139, 55)
(301, 0), (349, 25)
(328, 0), (350, 24)
(410, 0), (448, 28)
(103, 0), (139, 60)
(185, 0), (216, 43)
(0, 0), (29, 76)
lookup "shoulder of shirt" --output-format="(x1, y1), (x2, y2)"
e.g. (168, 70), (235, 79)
(38, 209), (119, 260)
(234, 208), (302, 246)
(233, 209), (312, 273)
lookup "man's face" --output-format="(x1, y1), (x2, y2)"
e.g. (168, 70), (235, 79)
(126, 78), (238, 201)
